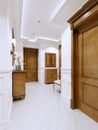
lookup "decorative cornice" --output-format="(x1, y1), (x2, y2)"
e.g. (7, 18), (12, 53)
(67, 0), (98, 24)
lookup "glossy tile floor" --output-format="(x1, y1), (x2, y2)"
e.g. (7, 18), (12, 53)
(8, 82), (98, 130)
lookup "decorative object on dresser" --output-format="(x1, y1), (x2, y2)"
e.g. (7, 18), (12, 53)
(15, 56), (22, 70)
(12, 71), (26, 100)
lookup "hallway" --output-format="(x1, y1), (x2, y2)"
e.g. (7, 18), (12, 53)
(8, 83), (98, 130)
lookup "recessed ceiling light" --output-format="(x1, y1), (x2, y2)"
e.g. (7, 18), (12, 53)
(32, 33), (35, 35)
(28, 38), (37, 42)
(38, 36), (60, 42)
(21, 36), (28, 40)
(38, 20), (41, 23)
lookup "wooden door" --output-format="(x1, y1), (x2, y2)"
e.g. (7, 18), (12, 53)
(24, 48), (38, 82)
(67, 0), (98, 122)
(78, 27), (98, 122)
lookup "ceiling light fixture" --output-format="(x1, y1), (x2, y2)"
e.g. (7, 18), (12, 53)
(21, 36), (37, 42)
(32, 33), (35, 35)
(28, 38), (37, 42)
(21, 36), (28, 40)
(21, 36), (60, 42)
(38, 20), (41, 23)
(38, 36), (60, 42)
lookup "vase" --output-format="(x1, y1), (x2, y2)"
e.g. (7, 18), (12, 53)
(16, 65), (21, 70)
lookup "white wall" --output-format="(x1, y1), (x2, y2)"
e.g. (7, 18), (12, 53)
(61, 25), (71, 107)
(0, 0), (12, 129)
(0, 3), (12, 71)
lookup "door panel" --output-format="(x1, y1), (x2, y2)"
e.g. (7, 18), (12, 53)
(83, 27), (98, 78)
(82, 83), (98, 110)
(78, 26), (98, 121)
(24, 48), (38, 82)
(45, 53), (56, 67)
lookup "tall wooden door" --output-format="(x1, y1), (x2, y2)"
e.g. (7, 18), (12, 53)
(78, 27), (98, 122)
(24, 48), (38, 82)
(68, 0), (98, 122)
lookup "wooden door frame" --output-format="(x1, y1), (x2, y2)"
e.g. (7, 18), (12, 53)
(59, 44), (61, 79)
(67, 0), (98, 109)
(23, 47), (38, 81)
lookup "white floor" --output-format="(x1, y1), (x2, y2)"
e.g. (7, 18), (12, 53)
(8, 82), (98, 130)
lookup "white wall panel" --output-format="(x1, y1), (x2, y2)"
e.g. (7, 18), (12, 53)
(0, 1), (12, 129)
(61, 69), (71, 107)
(0, 78), (4, 93)
(0, 71), (12, 130)
(0, 95), (3, 122)
(61, 25), (71, 107)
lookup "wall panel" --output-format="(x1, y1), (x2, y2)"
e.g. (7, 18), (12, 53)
(0, 70), (12, 129)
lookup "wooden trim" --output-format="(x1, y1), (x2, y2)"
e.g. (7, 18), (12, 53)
(73, 4), (97, 27)
(59, 45), (61, 68)
(71, 29), (79, 109)
(59, 44), (61, 79)
(67, 0), (98, 24)
(23, 47), (38, 53)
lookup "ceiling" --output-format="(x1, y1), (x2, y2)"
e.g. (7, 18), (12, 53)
(13, 0), (88, 44)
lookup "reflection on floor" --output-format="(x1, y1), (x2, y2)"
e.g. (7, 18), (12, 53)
(8, 82), (98, 130)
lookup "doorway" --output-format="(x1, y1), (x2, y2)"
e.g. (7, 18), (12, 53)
(24, 48), (38, 82)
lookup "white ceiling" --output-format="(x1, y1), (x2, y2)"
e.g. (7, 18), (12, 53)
(13, 0), (88, 43)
